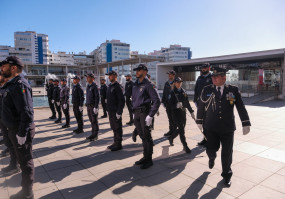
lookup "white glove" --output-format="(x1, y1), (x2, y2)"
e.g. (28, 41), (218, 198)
(197, 124), (203, 132)
(243, 126), (250, 135)
(51, 100), (54, 104)
(195, 102), (197, 108)
(16, 135), (26, 145)
(56, 102), (60, 106)
(191, 112), (196, 120)
(176, 102), (183, 109)
(116, 113), (121, 120)
(133, 114), (135, 119)
(79, 106), (83, 112)
(145, 115), (153, 126)
(63, 104), (67, 109)
(105, 99), (107, 103)
(93, 108), (98, 114)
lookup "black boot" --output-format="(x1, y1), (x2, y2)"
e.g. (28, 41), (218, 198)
(168, 136), (174, 146)
(62, 124), (70, 128)
(55, 119), (62, 123)
(86, 133), (98, 141)
(107, 143), (115, 149)
(75, 129), (84, 134)
(135, 157), (145, 165)
(49, 115), (56, 119)
(197, 137), (207, 146)
(132, 131), (137, 142)
(110, 143), (123, 151)
(10, 189), (34, 199)
(164, 131), (172, 137)
(140, 158), (153, 169)
(183, 146), (191, 154)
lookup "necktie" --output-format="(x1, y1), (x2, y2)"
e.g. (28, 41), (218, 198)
(217, 86), (221, 99)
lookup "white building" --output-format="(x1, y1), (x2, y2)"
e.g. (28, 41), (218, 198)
(0, 45), (12, 61)
(50, 52), (74, 65)
(14, 31), (49, 64)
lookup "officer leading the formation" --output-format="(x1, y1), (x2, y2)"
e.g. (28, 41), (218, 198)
(85, 73), (100, 141)
(46, 78), (56, 119)
(132, 64), (160, 169)
(0, 56), (35, 199)
(194, 63), (212, 146)
(168, 77), (195, 153)
(105, 71), (125, 151)
(100, 78), (108, 118)
(124, 74), (134, 125)
(71, 75), (85, 134)
(161, 70), (175, 137)
(52, 79), (62, 123)
(196, 66), (251, 187)
(60, 78), (70, 128)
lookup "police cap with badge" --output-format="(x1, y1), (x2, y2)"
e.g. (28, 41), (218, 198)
(105, 71), (118, 76)
(71, 75), (81, 80)
(211, 65), (229, 76)
(133, 64), (148, 71)
(0, 56), (24, 69)
(85, 73), (95, 79)
(167, 70), (176, 75)
(174, 77), (183, 82)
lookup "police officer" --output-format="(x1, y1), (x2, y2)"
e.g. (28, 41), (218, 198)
(71, 75), (85, 134)
(105, 71), (125, 151)
(196, 66), (251, 187)
(0, 56), (35, 199)
(60, 78), (70, 128)
(132, 64), (160, 169)
(194, 63), (213, 146)
(100, 78), (108, 118)
(53, 79), (62, 123)
(85, 73), (100, 141)
(161, 70), (175, 137)
(0, 71), (19, 175)
(46, 78), (56, 119)
(124, 74), (134, 125)
(168, 77), (196, 153)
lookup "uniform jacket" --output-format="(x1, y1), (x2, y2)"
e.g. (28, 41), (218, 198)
(47, 83), (54, 100)
(60, 85), (70, 105)
(100, 84), (107, 99)
(169, 87), (194, 113)
(72, 83), (85, 106)
(196, 84), (251, 132)
(161, 80), (174, 106)
(106, 81), (125, 114)
(1, 74), (34, 137)
(53, 85), (61, 102)
(132, 78), (161, 117)
(194, 73), (212, 103)
(124, 80), (134, 98)
(86, 82), (99, 108)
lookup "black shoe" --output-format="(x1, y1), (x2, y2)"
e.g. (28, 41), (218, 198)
(197, 138), (207, 146)
(75, 129), (84, 134)
(10, 189), (34, 199)
(110, 144), (122, 151)
(183, 146), (191, 154)
(107, 143), (115, 149)
(168, 137), (174, 146)
(132, 132), (137, 142)
(135, 157), (145, 165)
(62, 124), (70, 128)
(86, 134), (98, 141)
(1, 148), (10, 157)
(126, 121), (134, 126)
(49, 116), (56, 119)
(164, 131), (172, 137)
(209, 159), (215, 169)
(140, 159), (153, 169)
(223, 178), (232, 187)
(2, 165), (20, 176)
(73, 128), (79, 133)
(101, 115), (107, 118)
(55, 119), (62, 123)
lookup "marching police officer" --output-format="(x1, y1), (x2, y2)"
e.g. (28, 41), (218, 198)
(60, 78), (70, 128)
(132, 64), (160, 169)
(124, 74), (134, 125)
(85, 73), (100, 141)
(53, 79), (62, 123)
(194, 63), (213, 146)
(168, 77), (196, 153)
(0, 56), (35, 199)
(71, 75), (85, 134)
(196, 66), (251, 187)
(100, 78), (108, 118)
(46, 78), (56, 119)
(105, 71), (125, 151)
(161, 70), (175, 137)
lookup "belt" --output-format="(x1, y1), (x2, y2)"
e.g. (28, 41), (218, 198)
(133, 106), (150, 113)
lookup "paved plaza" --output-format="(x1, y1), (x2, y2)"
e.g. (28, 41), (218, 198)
(1, 101), (285, 199)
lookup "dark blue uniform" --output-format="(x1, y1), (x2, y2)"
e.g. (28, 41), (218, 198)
(132, 78), (160, 168)
(194, 73), (213, 105)
(86, 82), (100, 138)
(1, 74), (35, 195)
(46, 83), (56, 118)
(72, 83), (85, 131)
(161, 80), (175, 135)
(196, 84), (251, 182)
(124, 80), (134, 123)
(53, 85), (62, 122)
(60, 85), (70, 126)
(100, 83), (107, 117)
(168, 87), (194, 152)
(106, 81), (125, 148)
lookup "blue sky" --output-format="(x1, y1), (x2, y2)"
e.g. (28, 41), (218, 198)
(0, 0), (284, 58)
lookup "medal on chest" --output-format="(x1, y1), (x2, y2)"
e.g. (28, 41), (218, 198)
(227, 92), (235, 105)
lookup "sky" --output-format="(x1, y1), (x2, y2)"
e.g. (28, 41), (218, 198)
(0, 0), (285, 58)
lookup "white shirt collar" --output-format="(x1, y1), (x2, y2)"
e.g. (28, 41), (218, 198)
(216, 84), (225, 95)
